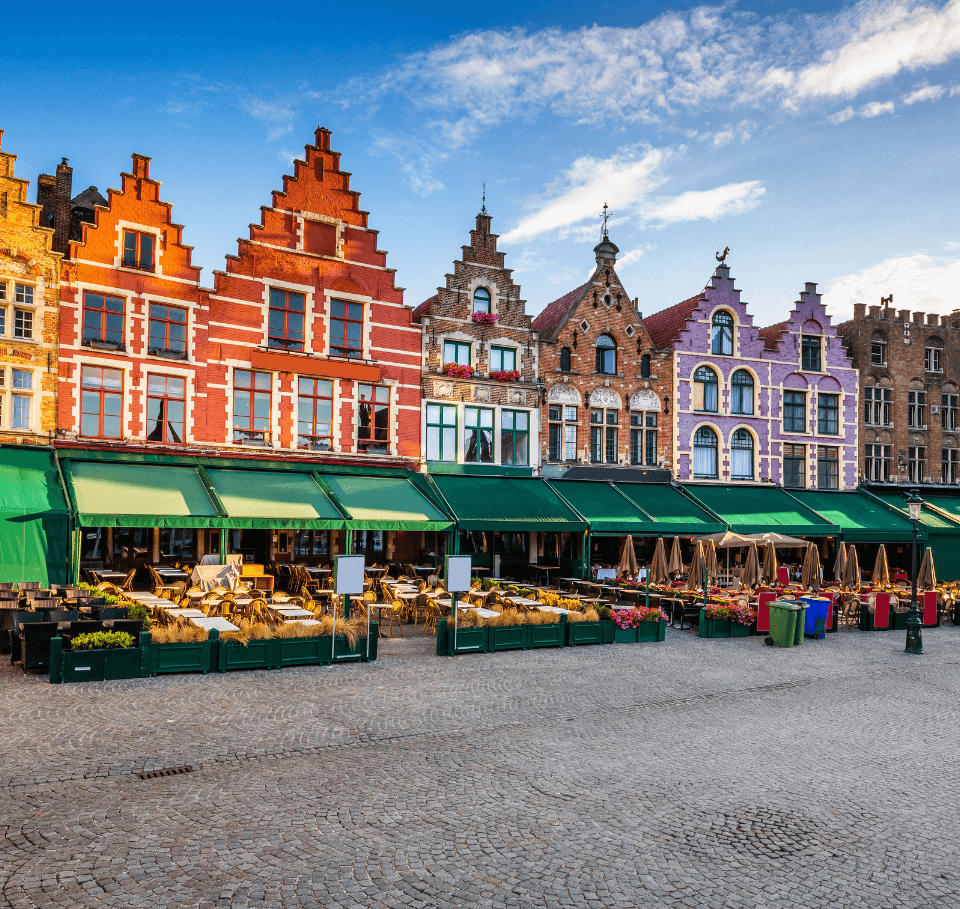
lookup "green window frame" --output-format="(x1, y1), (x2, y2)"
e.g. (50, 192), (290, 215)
(426, 403), (458, 461)
(501, 409), (529, 466)
(490, 346), (516, 372)
(443, 340), (471, 366)
(464, 406), (494, 463)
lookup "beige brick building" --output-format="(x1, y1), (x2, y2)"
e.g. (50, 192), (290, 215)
(0, 131), (61, 444)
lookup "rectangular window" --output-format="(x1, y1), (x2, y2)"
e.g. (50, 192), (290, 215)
(590, 409), (618, 464)
(122, 230), (155, 270)
(357, 384), (390, 454)
(783, 391), (806, 433)
(548, 405), (577, 462)
(645, 412), (658, 467)
(908, 391), (926, 429)
(925, 347), (943, 372)
(817, 393), (839, 434)
(865, 444), (891, 482)
(297, 377), (333, 450)
(148, 303), (187, 356)
(233, 369), (271, 443)
(943, 449), (959, 485)
(15, 284), (34, 306)
(501, 410), (529, 466)
(463, 406), (494, 463)
(816, 446), (839, 490)
(442, 340), (471, 366)
(80, 366), (123, 439)
(13, 308), (32, 340)
(330, 299), (363, 357)
(908, 446), (926, 483)
(864, 387), (892, 426)
(426, 402), (457, 461)
(871, 341), (886, 365)
(268, 288), (305, 351)
(83, 293), (124, 346)
(490, 346), (516, 373)
(801, 335), (821, 371)
(294, 529), (329, 558)
(783, 443), (805, 489)
(146, 374), (185, 444)
(12, 369), (32, 389)
(943, 394), (958, 431)
(12, 395), (29, 429)
(630, 413), (642, 465)
(590, 409), (603, 463)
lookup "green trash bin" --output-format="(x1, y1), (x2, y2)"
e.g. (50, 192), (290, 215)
(793, 604), (807, 647)
(769, 601), (800, 648)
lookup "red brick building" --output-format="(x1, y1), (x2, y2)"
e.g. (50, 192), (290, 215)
(532, 231), (673, 476)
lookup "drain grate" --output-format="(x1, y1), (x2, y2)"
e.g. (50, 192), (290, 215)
(136, 766), (194, 780)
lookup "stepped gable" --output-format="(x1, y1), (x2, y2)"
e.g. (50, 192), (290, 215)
(758, 321), (788, 351)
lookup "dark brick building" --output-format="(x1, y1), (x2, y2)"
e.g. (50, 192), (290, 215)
(838, 301), (960, 486)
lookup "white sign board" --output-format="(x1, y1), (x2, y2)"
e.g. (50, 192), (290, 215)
(445, 555), (472, 593)
(335, 555), (366, 596)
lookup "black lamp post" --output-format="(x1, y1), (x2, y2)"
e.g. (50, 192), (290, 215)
(905, 488), (924, 655)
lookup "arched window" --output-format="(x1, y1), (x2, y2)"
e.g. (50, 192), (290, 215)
(731, 369), (754, 415)
(559, 347), (571, 372)
(694, 366), (719, 412)
(640, 354), (651, 378)
(730, 429), (754, 480)
(473, 287), (491, 314)
(693, 427), (718, 479)
(596, 334), (616, 375)
(711, 310), (734, 356)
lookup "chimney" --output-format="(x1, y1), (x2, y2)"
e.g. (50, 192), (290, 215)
(856, 303), (869, 319)
(898, 309), (911, 323)
(927, 313), (940, 326)
(38, 158), (73, 256)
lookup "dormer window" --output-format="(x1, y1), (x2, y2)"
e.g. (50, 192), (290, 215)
(711, 310), (734, 356)
(473, 288), (491, 314)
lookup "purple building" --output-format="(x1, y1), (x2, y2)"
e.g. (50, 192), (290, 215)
(643, 264), (859, 490)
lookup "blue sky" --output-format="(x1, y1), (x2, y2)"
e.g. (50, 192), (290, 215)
(4, 0), (960, 326)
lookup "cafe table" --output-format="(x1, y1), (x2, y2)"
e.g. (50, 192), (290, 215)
(190, 616), (239, 632)
(505, 596), (540, 608)
(272, 606), (314, 619)
(458, 605), (500, 620)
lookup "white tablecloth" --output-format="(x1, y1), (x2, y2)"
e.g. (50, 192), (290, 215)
(190, 616), (239, 631)
(190, 564), (240, 592)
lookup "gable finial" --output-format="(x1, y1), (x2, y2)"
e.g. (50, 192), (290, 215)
(715, 246), (730, 265)
(481, 182), (487, 215)
(601, 202), (610, 239)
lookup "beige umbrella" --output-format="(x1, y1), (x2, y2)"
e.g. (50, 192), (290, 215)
(617, 535), (639, 580)
(917, 546), (937, 590)
(687, 541), (706, 591)
(703, 539), (720, 587)
(801, 542), (822, 593)
(843, 545), (861, 591)
(834, 541), (847, 586)
(741, 542), (761, 589)
(648, 537), (669, 585)
(668, 537), (683, 576)
(699, 531), (756, 548)
(756, 531), (808, 548)
(872, 544), (890, 587)
(761, 541), (778, 585)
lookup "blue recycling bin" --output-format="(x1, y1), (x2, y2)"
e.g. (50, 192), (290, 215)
(801, 597), (831, 639)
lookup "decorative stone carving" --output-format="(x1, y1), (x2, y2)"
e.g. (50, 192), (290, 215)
(432, 381), (455, 398)
(507, 389), (526, 405)
(473, 384), (491, 402)
(590, 387), (622, 409)
(547, 384), (581, 405)
(629, 389), (661, 412)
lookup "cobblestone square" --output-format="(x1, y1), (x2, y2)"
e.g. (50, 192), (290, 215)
(2, 626), (960, 908)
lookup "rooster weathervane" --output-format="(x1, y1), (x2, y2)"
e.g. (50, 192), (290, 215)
(716, 246), (730, 264)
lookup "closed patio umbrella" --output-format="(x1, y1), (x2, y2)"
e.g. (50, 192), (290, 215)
(761, 541), (778, 585)
(834, 541), (847, 585)
(872, 544), (890, 587)
(617, 535), (639, 580)
(668, 537), (683, 576)
(917, 546), (937, 590)
(648, 537), (669, 585)
(741, 542), (761, 589)
(843, 545), (861, 591)
(801, 541), (822, 593)
(687, 541), (706, 591)
(703, 539), (719, 587)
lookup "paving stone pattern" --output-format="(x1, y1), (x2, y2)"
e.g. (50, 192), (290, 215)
(3, 626), (960, 908)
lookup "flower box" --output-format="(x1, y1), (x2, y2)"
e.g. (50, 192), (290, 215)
(613, 620), (667, 643)
(471, 312), (498, 324)
(49, 634), (144, 684)
(145, 629), (218, 676)
(529, 622), (565, 648)
(489, 370), (521, 382)
(488, 624), (528, 652)
(698, 609), (750, 639)
(566, 621), (603, 646)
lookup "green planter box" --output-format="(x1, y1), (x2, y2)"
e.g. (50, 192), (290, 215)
(698, 610), (751, 639)
(891, 611), (908, 630)
(50, 636), (144, 683)
(488, 624), (529, 651)
(601, 619), (616, 644)
(566, 621), (602, 646)
(444, 624), (489, 655)
(332, 632), (376, 662)
(218, 638), (276, 672)
(145, 629), (218, 676)
(528, 622), (565, 649)
(612, 621), (667, 644)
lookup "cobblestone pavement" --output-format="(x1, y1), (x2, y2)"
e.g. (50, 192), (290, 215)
(3, 624), (960, 908)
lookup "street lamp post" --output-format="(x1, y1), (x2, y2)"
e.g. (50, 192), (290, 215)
(905, 489), (924, 655)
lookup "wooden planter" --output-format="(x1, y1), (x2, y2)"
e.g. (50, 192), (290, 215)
(566, 621), (603, 646)
(441, 621), (489, 655)
(50, 635), (144, 684)
(698, 610), (751, 639)
(144, 629), (218, 676)
(612, 621), (667, 644)
(218, 638), (276, 672)
(528, 622), (565, 648)
(487, 625), (529, 652)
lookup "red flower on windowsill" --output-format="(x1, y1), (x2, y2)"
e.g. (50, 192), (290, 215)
(489, 370), (521, 382)
(442, 362), (474, 378)
(471, 312), (498, 324)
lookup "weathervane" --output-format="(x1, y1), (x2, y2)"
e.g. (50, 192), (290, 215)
(601, 203), (610, 239)
(481, 182), (487, 215)
(716, 246), (730, 264)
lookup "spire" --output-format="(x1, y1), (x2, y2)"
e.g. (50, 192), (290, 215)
(481, 182), (487, 215)
(594, 202), (619, 266)
(601, 202), (609, 240)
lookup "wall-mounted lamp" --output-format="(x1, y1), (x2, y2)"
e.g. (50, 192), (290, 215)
(572, 330), (578, 350)
(663, 394), (670, 416)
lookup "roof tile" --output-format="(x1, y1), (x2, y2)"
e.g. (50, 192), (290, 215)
(411, 294), (437, 322)
(642, 294), (705, 349)
(531, 283), (588, 340)
(758, 321), (788, 350)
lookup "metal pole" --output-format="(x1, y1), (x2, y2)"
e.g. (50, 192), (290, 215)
(906, 522), (923, 654)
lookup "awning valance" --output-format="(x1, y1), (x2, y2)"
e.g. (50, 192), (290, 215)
(682, 485), (839, 537)
(320, 474), (453, 531)
(205, 469), (344, 530)
(548, 481), (657, 535)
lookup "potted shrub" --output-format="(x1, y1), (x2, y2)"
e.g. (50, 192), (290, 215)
(51, 630), (141, 683)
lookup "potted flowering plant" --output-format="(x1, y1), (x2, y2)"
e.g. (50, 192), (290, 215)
(442, 362), (474, 379)
(611, 606), (669, 643)
(699, 600), (756, 639)
(471, 312), (498, 325)
(489, 369), (521, 382)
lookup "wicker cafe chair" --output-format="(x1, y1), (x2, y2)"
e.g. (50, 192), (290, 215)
(380, 599), (405, 638)
(423, 598), (442, 636)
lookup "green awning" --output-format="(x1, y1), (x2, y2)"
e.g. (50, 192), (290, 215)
(683, 485), (839, 537)
(0, 445), (70, 586)
(873, 494), (960, 531)
(205, 469), (344, 530)
(615, 483), (727, 536)
(430, 475), (587, 532)
(63, 460), (221, 528)
(789, 491), (919, 543)
(320, 474), (453, 531)
(549, 481), (657, 535)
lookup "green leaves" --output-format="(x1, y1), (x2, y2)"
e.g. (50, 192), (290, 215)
(69, 631), (136, 651)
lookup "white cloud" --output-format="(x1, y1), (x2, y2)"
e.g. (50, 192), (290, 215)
(860, 100), (896, 117)
(242, 97), (297, 140)
(712, 120), (755, 147)
(371, 134), (446, 195)
(643, 181), (766, 225)
(903, 82), (946, 102)
(617, 247), (649, 269)
(828, 106), (856, 124)
(823, 252), (960, 320)
(947, 240), (960, 250)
